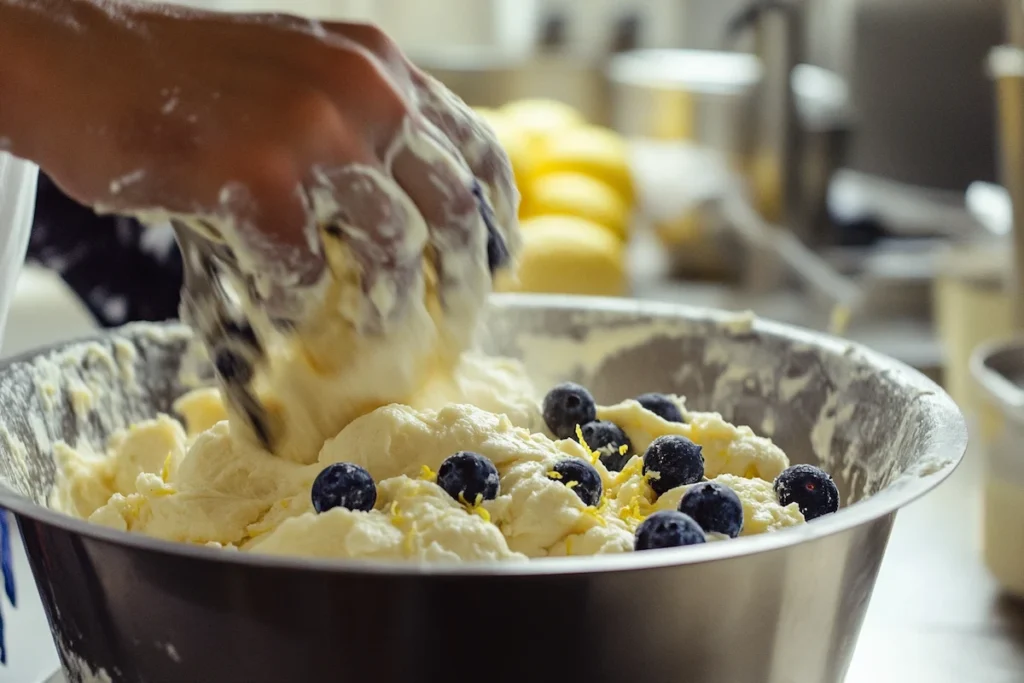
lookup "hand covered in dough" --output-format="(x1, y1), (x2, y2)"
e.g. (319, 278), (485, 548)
(0, 0), (519, 330)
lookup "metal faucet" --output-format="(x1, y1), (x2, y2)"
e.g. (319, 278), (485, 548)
(726, 0), (807, 241)
(996, 1), (1024, 327)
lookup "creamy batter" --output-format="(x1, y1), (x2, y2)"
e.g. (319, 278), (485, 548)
(52, 354), (804, 562)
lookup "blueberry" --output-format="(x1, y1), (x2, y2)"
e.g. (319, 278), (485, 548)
(636, 393), (685, 423)
(773, 464), (840, 520)
(549, 458), (603, 507)
(642, 435), (705, 497)
(543, 382), (597, 440)
(311, 463), (377, 513)
(579, 420), (632, 472)
(678, 481), (744, 538)
(437, 451), (500, 505)
(486, 227), (509, 273)
(213, 347), (253, 384)
(634, 510), (706, 551)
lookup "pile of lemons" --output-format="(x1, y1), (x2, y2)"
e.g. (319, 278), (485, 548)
(475, 99), (635, 297)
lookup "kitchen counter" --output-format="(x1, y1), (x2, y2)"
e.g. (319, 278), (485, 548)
(846, 433), (1024, 682)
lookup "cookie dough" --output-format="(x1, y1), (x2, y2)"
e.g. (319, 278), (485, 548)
(53, 354), (803, 562)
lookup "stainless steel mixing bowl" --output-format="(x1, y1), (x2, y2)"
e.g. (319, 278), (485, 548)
(0, 294), (966, 683)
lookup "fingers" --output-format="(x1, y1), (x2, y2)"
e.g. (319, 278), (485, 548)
(409, 71), (521, 263)
(308, 163), (427, 333)
(389, 117), (490, 313)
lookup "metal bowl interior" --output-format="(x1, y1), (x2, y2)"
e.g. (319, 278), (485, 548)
(0, 294), (965, 576)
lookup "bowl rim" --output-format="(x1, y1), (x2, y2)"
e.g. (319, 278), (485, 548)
(0, 293), (968, 577)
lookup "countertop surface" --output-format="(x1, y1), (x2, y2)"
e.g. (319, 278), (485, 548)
(4, 261), (1022, 683)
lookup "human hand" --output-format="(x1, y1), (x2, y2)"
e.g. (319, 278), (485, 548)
(3, 1), (519, 332)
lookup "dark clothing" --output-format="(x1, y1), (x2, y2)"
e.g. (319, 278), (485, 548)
(28, 172), (183, 327)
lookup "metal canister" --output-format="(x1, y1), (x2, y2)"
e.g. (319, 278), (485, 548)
(971, 337), (1024, 598)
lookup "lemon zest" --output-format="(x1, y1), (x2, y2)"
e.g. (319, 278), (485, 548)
(582, 506), (607, 527)
(547, 470), (563, 480)
(390, 501), (404, 526)
(457, 492), (493, 523)
(420, 464), (437, 483)
(575, 424), (600, 465)
(160, 453), (173, 482)
(611, 456), (645, 487)
(618, 494), (654, 527)
(566, 480), (579, 491)
(404, 521), (419, 555)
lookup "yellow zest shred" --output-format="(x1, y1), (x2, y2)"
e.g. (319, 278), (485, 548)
(575, 424), (601, 465)
(420, 464), (437, 483)
(457, 492), (493, 523)
(566, 536), (574, 556)
(582, 506), (607, 527)
(160, 453), (173, 482)
(617, 494), (655, 526)
(404, 521), (419, 555)
(566, 480), (579, 491)
(470, 505), (491, 523)
(547, 470), (563, 480)
(390, 501), (404, 526)
(611, 456), (645, 486)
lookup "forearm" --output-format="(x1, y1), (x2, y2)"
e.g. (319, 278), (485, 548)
(0, 0), (97, 160)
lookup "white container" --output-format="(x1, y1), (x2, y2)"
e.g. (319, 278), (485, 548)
(0, 153), (37, 341)
(0, 149), (60, 683)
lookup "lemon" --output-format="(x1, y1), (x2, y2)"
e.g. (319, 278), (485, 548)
(499, 99), (586, 149)
(529, 125), (635, 206)
(521, 172), (630, 242)
(496, 215), (627, 297)
(477, 112), (533, 195)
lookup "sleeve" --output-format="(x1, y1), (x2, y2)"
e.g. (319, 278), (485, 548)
(0, 152), (37, 349)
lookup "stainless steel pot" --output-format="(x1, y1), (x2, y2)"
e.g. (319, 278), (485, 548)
(0, 295), (966, 683)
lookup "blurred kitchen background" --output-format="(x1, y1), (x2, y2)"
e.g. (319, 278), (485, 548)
(121, 0), (1019, 406)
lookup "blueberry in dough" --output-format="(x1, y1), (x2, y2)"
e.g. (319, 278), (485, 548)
(213, 347), (253, 384)
(471, 179), (508, 272)
(773, 464), (839, 520)
(642, 435), (705, 497)
(549, 458), (603, 507)
(678, 481), (744, 538)
(437, 451), (500, 504)
(634, 510), (706, 551)
(579, 420), (632, 472)
(635, 392), (684, 423)
(543, 382), (597, 440)
(311, 462), (377, 513)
